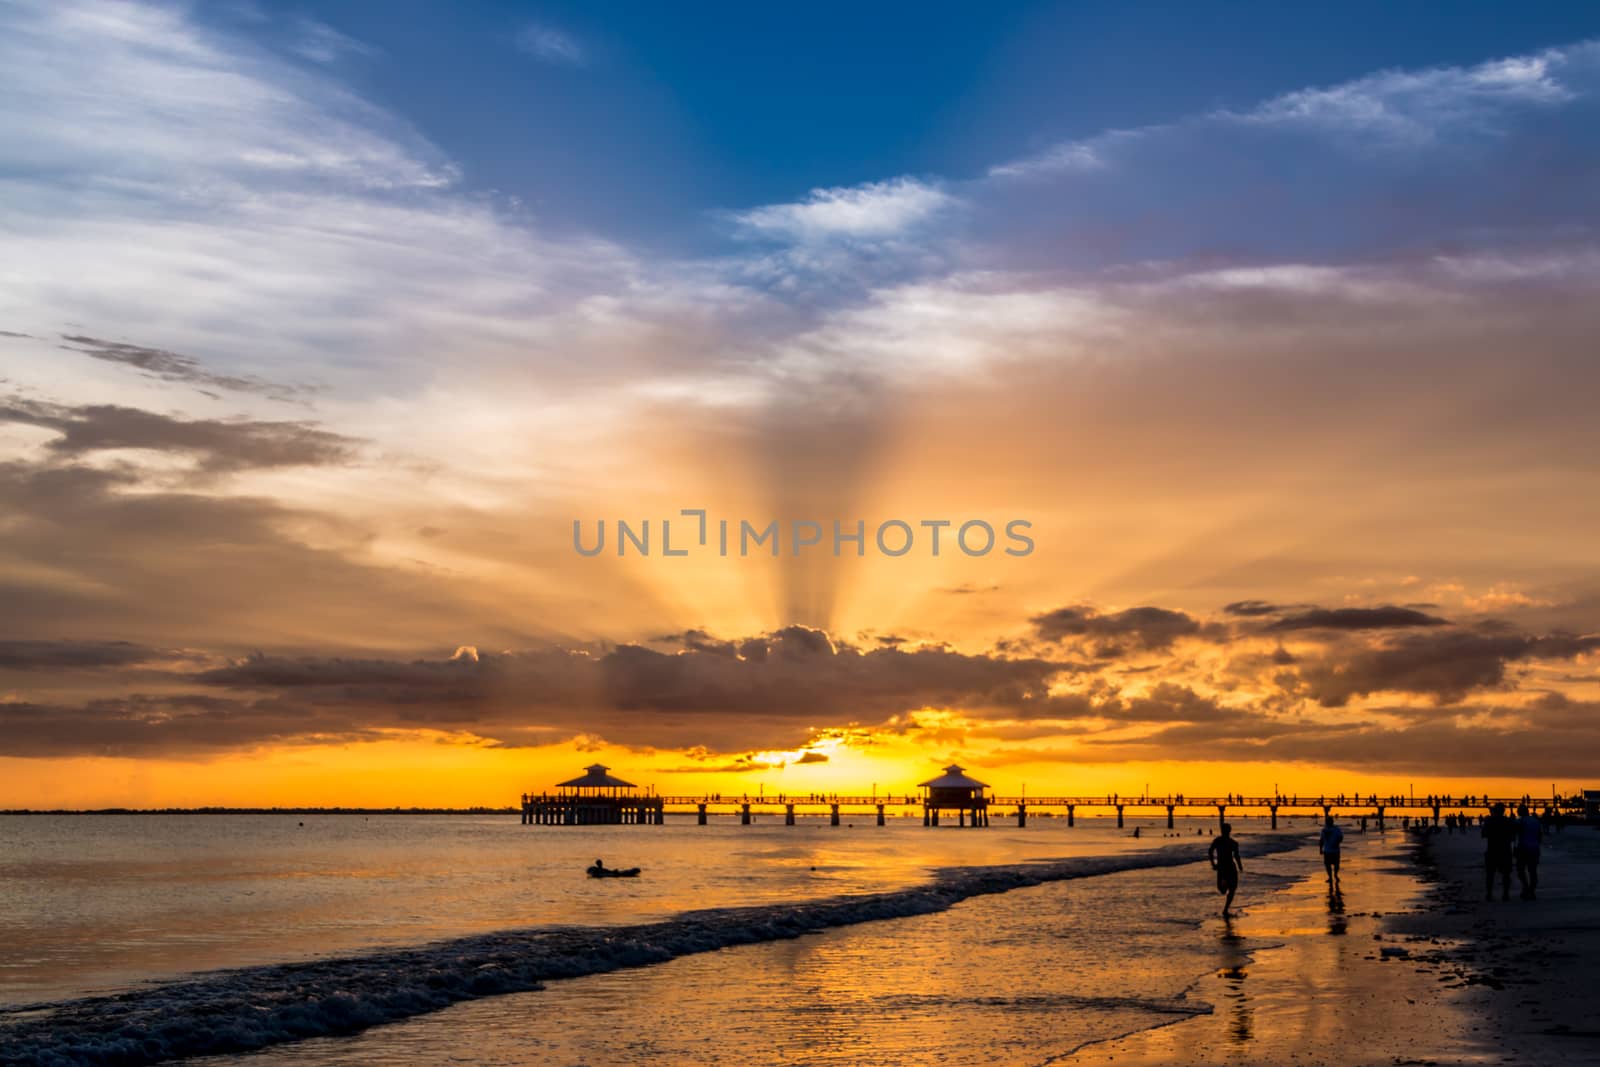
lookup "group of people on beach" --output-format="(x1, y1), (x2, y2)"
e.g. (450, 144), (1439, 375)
(1481, 802), (1546, 901)
(1206, 813), (1347, 918)
(1205, 801), (1554, 917)
(1440, 803), (1562, 835)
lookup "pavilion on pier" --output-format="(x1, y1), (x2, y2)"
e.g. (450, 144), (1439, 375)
(919, 764), (990, 827)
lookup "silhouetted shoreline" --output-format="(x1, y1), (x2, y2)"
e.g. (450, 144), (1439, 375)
(0, 806), (518, 815)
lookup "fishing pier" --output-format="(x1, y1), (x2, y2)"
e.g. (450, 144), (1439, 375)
(522, 764), (1554, 829)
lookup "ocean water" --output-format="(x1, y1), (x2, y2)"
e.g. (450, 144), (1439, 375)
(0, 812), (1329, 1064)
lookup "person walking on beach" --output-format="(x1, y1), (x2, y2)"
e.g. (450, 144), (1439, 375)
(1209, 823), (1243, 917)
(1514, 804), (1542, 900)
(1319, 814), (1344, 891)
(1482, 803), (1516, 902)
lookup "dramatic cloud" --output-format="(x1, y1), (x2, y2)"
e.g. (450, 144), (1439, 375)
(1266, 606), (1450, 632)
(0, 694), (378, 758)
(1223, 600), (1282, 617)
(4, 594), (1598, 781)
(0, 460), (488, 649)
(1061, 709), (1600, 780)
(0, 400), (359, 473)
(1031, 606), (1202, 650)
(0, 639), (161, 670)
(184, 625), (1073, 751)
(1293, 630), (1600, 707)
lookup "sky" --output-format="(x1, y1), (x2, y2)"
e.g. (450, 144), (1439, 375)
(2, 0), (1600, 807)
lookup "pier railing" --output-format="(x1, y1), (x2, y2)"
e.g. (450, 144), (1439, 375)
(519, 790), (1572, 829)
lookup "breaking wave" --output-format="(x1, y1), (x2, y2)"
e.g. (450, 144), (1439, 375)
(0, 838), (1300, 1065)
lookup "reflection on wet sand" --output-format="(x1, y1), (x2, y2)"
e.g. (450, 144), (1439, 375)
(1216, 917), (1253, 1046)
(1327, 885), (1347, 935)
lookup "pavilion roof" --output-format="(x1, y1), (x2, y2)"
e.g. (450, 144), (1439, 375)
(556, 763), (636, 789)
(918, 764), (989, 790)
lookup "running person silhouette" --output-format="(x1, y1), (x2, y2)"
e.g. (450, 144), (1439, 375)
(1209, 823), (1244, 916)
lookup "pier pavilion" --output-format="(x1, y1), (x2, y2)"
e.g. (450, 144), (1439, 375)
(520, 763), (664, 825)
(920, 764), (990, 827)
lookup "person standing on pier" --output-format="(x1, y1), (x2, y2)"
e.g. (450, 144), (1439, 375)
(1209, 823), (1244, 917)
(1319, 815), (1344, 891)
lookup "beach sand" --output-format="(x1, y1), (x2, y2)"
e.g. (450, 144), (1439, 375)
(1062, 824), (1600, 1066)
(1389, 822), (1600, 1066)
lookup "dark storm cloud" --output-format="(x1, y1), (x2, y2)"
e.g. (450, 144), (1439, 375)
(197, 628), (1063, 719)
(1031, 605), (1202, 650)
(654, 629), (741, 657)
(1078, 708), (1600, 780)
(986, 692), (1600, 778)
(1118, 683), (1249, 724)
(1005, 682), (1251, 726)
(151, 625), (1072, 754)
(59, 335), (309, 402)
(0, 639), (161, 670)
(0, 694), (382, 757)
(1266, 606), (1449, 631)
(0, 400), (359, 473)
(10, 572), (1600, 765)
(1223, 600), (1280, 617)
(24, 603), (1591, 758)
(0, 460), (476, 649)
(1294, 630), (1600, 707)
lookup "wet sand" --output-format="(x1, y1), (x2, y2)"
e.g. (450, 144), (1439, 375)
(1063, 824), (1600, 1066)
(1388, 823), (1600, 1065)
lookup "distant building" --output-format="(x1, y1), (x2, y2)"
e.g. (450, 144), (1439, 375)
(1584, 789), (1600, 825)
(919, 764), (990, 827)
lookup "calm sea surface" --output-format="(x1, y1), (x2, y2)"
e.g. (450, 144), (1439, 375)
(0, 812), (1342, 1064)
